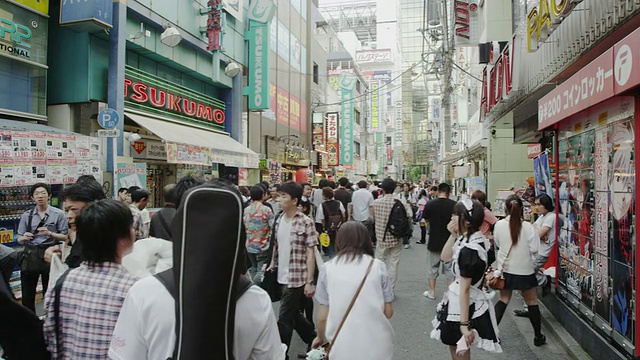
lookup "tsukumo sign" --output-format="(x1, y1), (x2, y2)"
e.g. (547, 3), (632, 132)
(247, 0), (276, 110)
(124, 70), (226, 128)
(538, 26), (640, 129)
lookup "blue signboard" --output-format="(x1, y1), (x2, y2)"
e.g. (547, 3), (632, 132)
(98, 108), (119, 130)
(60, 0), (112, 28)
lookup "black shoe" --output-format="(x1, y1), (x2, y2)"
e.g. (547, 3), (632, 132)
(542, 275), (552, 297)
(514, 309), (530, 317)
(534, 334), (546, 346)
(416, 241), (426, 244)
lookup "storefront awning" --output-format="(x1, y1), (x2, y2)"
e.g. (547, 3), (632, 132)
(126, 112), (259, 169)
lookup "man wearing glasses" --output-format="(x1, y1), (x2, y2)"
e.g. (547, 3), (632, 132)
(16, 183), (68, 312)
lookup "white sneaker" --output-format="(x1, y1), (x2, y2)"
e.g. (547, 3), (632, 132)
(404, 244), (410, 249)
(423, 290), (436, 299)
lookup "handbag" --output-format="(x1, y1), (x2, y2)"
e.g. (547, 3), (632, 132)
(310, 258), (375, 359)
(485, 244), (513, 290)
(259, 267), (282, 302)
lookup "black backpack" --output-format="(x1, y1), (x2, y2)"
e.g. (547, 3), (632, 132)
(383, 200), (412, 241)
(322, 200), (344, 235)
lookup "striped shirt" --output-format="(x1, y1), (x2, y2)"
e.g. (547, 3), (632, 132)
(43, 262), (139, 359)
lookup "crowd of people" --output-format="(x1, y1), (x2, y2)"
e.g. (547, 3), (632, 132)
(0, 174), (558, 360)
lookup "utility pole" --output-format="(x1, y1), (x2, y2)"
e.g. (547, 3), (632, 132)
(440, 0), (452, 156)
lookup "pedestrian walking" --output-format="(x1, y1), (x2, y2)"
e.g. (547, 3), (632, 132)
(148, 184), (176, 241)
(43, 199), (139, 359)
(373, 178), (412, 289)
(311, 222), (394, 359)
(514, 193), (555, 317)
(267, 184), (282, 216)
(109, 180), (284, 360)
(492, 195), (547, 346)
(431, 199), (502, 358)
(244, 185), (275, 281)
(334, 177), (352, 219)
(422, 183), (457, 299)
(267, 181), (318, 359)
(16, 182), (68, 312)
(399, 182), (417, 249)
(315, 187), (346, 257)
(415, 189), (429, 244)
(348, 180), (375, 236)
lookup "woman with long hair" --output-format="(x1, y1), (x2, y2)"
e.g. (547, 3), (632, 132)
(431, 199), (501, 359)
(493, 195), (545, 346)
(312, 222), (394, 359)
(416, 189), (429, 245)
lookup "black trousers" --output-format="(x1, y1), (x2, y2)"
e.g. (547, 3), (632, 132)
(278, 285), (316, 355)
(21, 268), (49, 313)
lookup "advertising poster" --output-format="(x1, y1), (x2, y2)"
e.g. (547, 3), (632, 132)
(47, 133), (63, 159)
(0, 159), (14, 187)
(12, 131), (31, 159)
(608, 120), (634, 340)
(325, 112), (339, 166)
(115, 162), (147, 189)
(46, 159), (64, 185)
(593, 125), (609, 321)
(0, 131), (12, 158)
(532, 152), (552, 198)
(492, 189), (514, 217)
(75, 136), (90, 159)
(30, 132), (47, 159)
(32, 159), (46, 182)
(63, 160), (78, 184)
(90, 160), (102, 183)
(61, 134), (76, 159)
(13, 161), (32, 187)
(90, 137), (101, 159)
(238, 168), (248, 186)
(312, 113), (324, 147)
(465, 176), (485, 194)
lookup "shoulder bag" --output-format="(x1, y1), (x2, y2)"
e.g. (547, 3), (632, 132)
(485, 244), (513, 290)
(312, 258), (375, 359)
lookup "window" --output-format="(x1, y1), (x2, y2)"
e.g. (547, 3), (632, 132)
(356, 80), (362, 93)
(354, 109), (361, 125)
(354, 142), (361, 157)
(313, 63), (319, 84)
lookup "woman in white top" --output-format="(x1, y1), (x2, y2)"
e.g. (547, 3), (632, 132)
(312, 221), (394, 359)
(416, 189), (429, 244)
(492, 195), (546, 346)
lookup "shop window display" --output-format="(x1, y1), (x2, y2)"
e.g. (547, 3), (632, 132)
(557, 118), (635, 343)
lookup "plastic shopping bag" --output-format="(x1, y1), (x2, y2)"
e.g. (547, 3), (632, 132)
(47, 253), (69, 291)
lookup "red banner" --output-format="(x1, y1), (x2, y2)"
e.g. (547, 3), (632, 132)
(270, 82), (307, 131)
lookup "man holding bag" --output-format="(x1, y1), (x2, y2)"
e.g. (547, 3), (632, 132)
(16, 183), (68, 312)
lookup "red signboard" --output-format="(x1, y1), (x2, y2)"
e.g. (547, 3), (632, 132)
(269, 82), (307, 132)
(326, 112), (339, 166)
(206, 0), (223, 51)
(481, 40), (513, 119)
(538, 26), (640, 129)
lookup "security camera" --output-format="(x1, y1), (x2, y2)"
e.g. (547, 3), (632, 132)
(225, 62), (241, 77)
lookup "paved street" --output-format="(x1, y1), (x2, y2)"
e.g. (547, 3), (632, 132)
(280, 229), (579, 359)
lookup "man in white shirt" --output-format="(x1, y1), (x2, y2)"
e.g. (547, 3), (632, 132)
(348, 180), (374, 222)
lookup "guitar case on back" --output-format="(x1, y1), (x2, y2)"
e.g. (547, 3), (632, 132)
(170, 182), (246, 360)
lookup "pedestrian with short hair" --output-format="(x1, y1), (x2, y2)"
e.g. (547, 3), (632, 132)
(268, 181), (318, 358)
(267, 184), (282, 215)
(493, 195), (546, 346)
(129, 189), (151, 240)
(421, 183), (457, 299)
(334, 177), (352, 219)
(244, 185), (275, 280)
(315, 187), (346, 258)
(16, 182), (68, 312)
(373, 178), (412, 289)
(311, 222), (394, 359)
(43, 199), (139, 359)
(149, 184), (176, 241)
(416, 189), (429, 245)
(117, 187), (129, 203)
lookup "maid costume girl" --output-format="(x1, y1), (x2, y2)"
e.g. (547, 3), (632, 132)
(430, 231), (502, 353)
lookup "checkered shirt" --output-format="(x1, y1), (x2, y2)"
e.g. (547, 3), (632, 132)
(43, 262), (139, 359)
(129, 204), (148, 240)
(374, 194), (411, 248)
(273, 211), (319, 288)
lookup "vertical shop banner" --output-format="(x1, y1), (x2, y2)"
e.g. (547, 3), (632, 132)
(247, 20), (270, 110)
(394, 100), (403, 148)
(376, 132), (383, 173)
(385, 136), (392, 165)
(532, 152), (552, 198)
(339, 72), (355, 165)
(116, 163), (147, 189)
(594, 125), (610, 321)
(453, 0), (480, 47)
(326, 112), (339, 166)
(312, 113), (324, 147)
(268, 160), (281, 184)
(370, 82), (379, 131)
